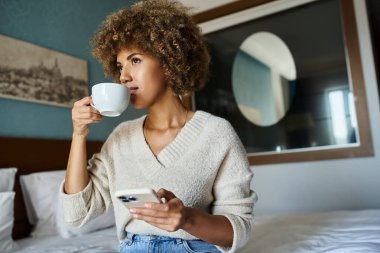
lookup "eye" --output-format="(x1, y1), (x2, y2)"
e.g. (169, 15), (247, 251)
(117, 65), (123, 73)
(131, 57), (141, 65)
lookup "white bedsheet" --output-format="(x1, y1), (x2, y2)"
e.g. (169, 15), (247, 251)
(12, 227), (119, 253)
(11, 209), (380, 253)
(239, 209), (380, 253)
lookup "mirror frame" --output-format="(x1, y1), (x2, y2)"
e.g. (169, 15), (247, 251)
(193, 0), (373, 165)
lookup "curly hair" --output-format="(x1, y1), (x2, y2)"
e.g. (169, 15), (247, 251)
(91, 0), (210, 96)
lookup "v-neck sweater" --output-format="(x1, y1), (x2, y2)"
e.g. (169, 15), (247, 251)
(60, 111), (256, 253)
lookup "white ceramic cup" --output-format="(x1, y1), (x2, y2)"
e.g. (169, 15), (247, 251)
(91, 82), (129, 117)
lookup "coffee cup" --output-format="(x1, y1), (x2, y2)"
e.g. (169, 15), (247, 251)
(91, 82), (129, 117)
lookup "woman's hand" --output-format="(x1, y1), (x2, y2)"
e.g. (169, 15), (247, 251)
(129, 188), (191, 232)
(72, 96), (103, 138)
(129, 188), (233, 247)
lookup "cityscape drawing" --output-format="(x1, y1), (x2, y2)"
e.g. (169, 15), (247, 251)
(0, 34), (88, 107)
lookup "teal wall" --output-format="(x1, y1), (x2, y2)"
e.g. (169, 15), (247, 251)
(0, 0), (144, 141)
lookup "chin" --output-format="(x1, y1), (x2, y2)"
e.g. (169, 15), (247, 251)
(130, 100), (146, 110)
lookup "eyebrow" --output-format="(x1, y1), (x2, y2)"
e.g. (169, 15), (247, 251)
(127, 52), (143, 60)
(116, 53), (143, 65)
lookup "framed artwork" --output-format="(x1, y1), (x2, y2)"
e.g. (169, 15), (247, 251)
(193, 0), (373, 164)
(0, 34), (88, 107)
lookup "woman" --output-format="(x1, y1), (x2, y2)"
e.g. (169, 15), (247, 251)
(61, 0), (256, 252)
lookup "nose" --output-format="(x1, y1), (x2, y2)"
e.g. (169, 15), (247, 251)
(119, 67), (132, 85)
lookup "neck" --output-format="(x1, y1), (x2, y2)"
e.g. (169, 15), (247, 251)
(145, 95), (188, 130)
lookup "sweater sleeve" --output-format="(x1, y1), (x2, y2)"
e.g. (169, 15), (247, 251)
(59, 127), (119, 227)
(212, 121), (257, 253)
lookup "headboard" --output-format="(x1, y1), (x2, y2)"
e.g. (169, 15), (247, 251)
(0, 136), (103, 240)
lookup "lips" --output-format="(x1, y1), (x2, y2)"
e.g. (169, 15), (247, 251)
(128, 86), (138, 95)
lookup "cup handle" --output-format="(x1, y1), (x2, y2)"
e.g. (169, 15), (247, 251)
(90, 103), (99, 112)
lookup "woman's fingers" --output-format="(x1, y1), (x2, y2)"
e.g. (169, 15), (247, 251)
(129, 190), (188, 232)
(74, 96), (92, 107)
(76, 105), (99, 113)
(133, 215), (173, 225)
(73, 97), (102, 119)
(157, 188), (177, 201)
(74, 109), (102, 119)
(131, 210), (184, 232)
(73, 110), (102, 121)
(130, 206), (169, 218)
(71, 96), (103, 136)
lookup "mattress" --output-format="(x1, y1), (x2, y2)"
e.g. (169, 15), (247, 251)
(239, 209), (380, 253)
(12, 227), (119, 253)
(11, 209), (380, 253)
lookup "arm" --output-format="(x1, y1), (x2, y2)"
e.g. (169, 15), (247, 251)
(210, 123), (256, 252)
(64, 135), (90, 194)
(183, 207), (233, 247)
(61, 96), (112, 227)
(64, 96), (103, 194)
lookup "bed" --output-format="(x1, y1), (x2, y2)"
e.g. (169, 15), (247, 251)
(240, 209), (380, 253)
(11, 227), (118, 253)
(1, 136), (380, 253)
(10, 209), (380, 253)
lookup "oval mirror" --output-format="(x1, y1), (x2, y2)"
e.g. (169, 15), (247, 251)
(232, 31), (297, 126)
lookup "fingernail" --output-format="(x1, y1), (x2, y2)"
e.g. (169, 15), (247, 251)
(129, 208), (136, 213)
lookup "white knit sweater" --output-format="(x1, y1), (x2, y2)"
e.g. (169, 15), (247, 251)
(60, 111), (256, 253)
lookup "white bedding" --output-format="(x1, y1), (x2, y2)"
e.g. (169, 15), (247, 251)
(12, 227), (119, 253)
(11, 209), (380, 253)
(240, 209), (380, 253)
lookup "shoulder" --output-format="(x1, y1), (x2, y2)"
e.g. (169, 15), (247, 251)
(196, 111), (239, 142)
(198, 111), (236, 133)
(198, 111), (248, 164)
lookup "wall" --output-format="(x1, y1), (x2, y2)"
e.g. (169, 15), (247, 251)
(251, 0), (380, 215)
(0, 0), (145, 141)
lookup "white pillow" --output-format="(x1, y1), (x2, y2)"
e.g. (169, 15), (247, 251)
(0, 191), (18, 253)
(0, 168), (17, 192)
(20, 170), (115, 238)
(20, 170), (65, 236)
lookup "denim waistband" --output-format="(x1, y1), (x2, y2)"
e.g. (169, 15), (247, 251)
(126, 232), (188, 244)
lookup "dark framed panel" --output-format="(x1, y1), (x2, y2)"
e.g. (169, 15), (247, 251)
(193, 0), (373, 164)
(366, 0), (380, 100)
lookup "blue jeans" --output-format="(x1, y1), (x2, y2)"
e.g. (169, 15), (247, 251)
(119, 232), (221, 253)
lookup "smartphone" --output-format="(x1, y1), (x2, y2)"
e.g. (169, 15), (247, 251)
(115, 188), (162, 208)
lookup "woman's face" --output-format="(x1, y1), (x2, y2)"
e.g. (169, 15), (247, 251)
(117, 48), (168, 109)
